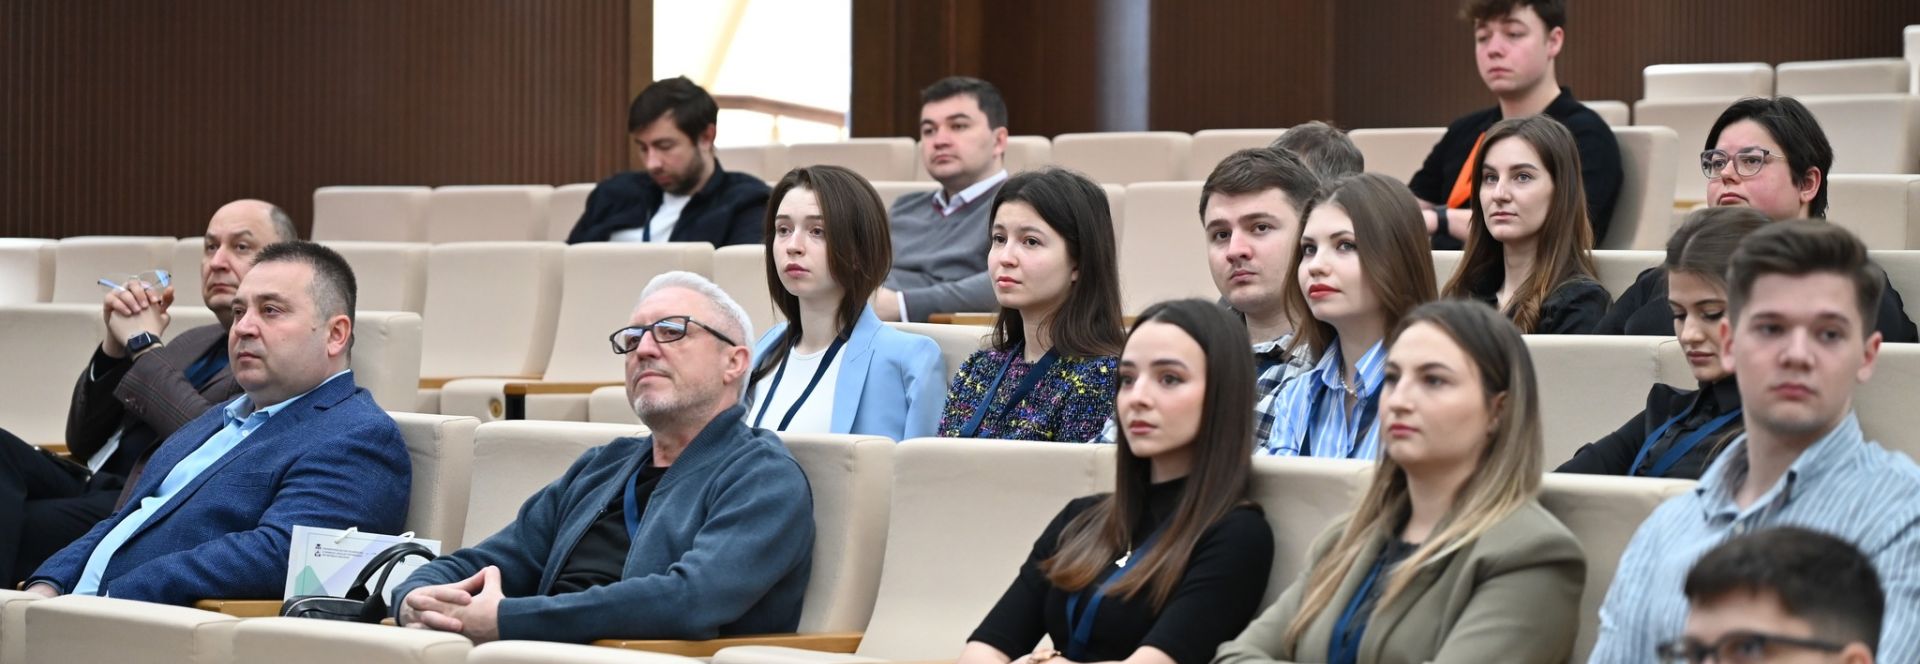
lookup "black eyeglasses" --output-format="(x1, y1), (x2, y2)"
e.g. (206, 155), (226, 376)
(1656, 630), (1847, 663)
(608, 315), (739, 354)
(1700, 148), (1787, 179)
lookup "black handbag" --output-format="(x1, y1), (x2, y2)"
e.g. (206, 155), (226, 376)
(279, 540), (437, 623)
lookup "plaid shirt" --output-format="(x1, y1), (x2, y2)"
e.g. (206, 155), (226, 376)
(1258, 338), (1386, 458)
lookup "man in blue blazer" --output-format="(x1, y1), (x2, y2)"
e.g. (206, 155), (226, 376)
(24, 241), (410, 605)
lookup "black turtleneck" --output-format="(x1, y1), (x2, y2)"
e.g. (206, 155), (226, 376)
(1557, 376), (1743, 479)
(968, 476), (1275, 664)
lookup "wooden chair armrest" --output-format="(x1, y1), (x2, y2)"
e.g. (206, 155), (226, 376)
(37, 442), (69, 458)
(593, 631), (863, 657)
(942, 313), (996, 326)
(419, 375), (542, 390)
(502, 381), (622, 396)
(194, 598), (283, 617)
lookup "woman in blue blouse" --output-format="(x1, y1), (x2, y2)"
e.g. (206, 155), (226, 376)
(939, 168), (1125, 442)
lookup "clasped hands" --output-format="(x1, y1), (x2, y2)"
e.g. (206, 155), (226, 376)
(398, 565), (505, 643)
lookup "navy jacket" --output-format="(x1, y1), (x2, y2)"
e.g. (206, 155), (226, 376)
(566, 160), (770, 246)
(30, 372), (410, 604)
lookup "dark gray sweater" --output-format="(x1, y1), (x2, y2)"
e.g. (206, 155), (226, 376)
(884, 186), (1003, 322)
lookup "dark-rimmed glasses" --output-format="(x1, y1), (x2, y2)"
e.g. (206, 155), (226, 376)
(1700, 148), (1787, 179)
(1657, 630), (1847, 663)
(608, 315), (739, 354)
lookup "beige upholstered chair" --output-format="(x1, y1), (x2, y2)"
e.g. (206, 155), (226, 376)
(350, 310), (424, 412)
(719, 144), (789, 182)
(0, 304), (104, 446)
(1593, 250), (1664, 297)
(1908, 25), (1920, 98)
(784, 139), (918, 182)
(1641, 63), (1772, 100)
(868, 180), (940, 208)
(25, 595), (238, 664)
(0, 589), (40, 664)
(914, 135), (1053, 181)
(0, 239), (53, 306)
(168, 237), (206, 309)
(1847, 339), (1920, 458)
(1525, 335), (1672, 465)
(1051, 132), (1192, 185)
(1248, 457), (1372, 604)
(231, 617), (469, 664)
(1776, 58), (1912, 96)
(1186, 129), (1289, 180)
(1540, 473), (1697, 663)
(424, 185), (553, 243)
(313, 186), (431, 243)
(465, 420), (647, 542)
(1117, 181), (1215, 314)
(1800, 95), (1920, 176)
(390, 413), (480, 548)
(1431, 250), (1463, 286)
(1346, 128), (1445, 183)
(1632, 97), (1732, 204)
(1102, 183), (1128, 246)
(714, 243), (779, 339)
(547, 183), (598, 242)
(416, 242), (565, 413)
(471, 641), (702, 663)
(1830, 175), (1920, 250)
(1874, 250), (1920, 325)
(439, 242), (712, 423)
(885, 323), (986, 385)
(1604, 126), (1680, 251)
(50, 236), (176, 304)
(322, 241), (430, 313)
(1584, 100), (1631, 127)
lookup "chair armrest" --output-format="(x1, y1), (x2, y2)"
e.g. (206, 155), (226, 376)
(194, 598), (282, 617)
(936, 312), (997, 326)
(593, 632), (863, 657)
(419, 375), (541, 390)
(501, 381), (621, 420)
(37, 442), (69, 458)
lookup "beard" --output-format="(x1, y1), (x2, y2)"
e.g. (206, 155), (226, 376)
(662, 156), (710, 196)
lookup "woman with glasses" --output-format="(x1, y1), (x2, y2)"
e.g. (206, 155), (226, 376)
(1218, 300), (1585, 664)
(939, 168), (1125, 442)
(743, 165), (947, 439)
(1440, 115), (1608, 334)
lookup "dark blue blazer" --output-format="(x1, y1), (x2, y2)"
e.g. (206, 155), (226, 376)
(29, 372), (411, 604)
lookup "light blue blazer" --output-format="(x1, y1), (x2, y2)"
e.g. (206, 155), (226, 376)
(750, 305), (948, 440)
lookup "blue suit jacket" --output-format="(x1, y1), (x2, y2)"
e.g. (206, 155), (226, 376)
(750, 306), (948, 440)
(29, 372), (411, 604)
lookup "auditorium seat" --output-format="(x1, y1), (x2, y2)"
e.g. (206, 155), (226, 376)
(1103, 183), (1128, 245)
(391, 413), (480, 548)
(231, 617), (469, 664)
(1908, 26), (1920, 98)
(25, 595), (237, 664)
(1641, 63), (1773, 100)
(916, 135), (1053, 182)
(885, 322), (987, 382)
(1346, 128), (1445, 183)
(719, 144), (789, 182)
(784, 139), (918, 182)
(1584, 100), (1631, 127)
(351, 310), (426, 412)
(466, 420), (646, 541)
(1539, 473), (1697, 662)
(1775, 58), (1912, 96)
(440, 243), (712, 422)
(1432, 250), (1462, 286)
(169, 237), (204, 309)
(1604, 126), (1680, 251)
(1829, 175), (1920, 250)
(587, 385), (641, 425)
(50, 236), (176, 303)
(1051, 132), (1192, 185)
(547, 183), (597, 242)
(1526, 335), (1672, 464)
(714, 243), (780, 339)
(322, 241), (430, 313)
(313, 186), (431, 243)
(424, 185), (553, 243)
(0, 239), (53, 306)
(1852, 342), (1920, 458)
(1117, 181), (1215, 314)
(1799, 95), (1920, 176)
(1632, 98), (1731, 204)
(417, 242), (565, 413)
(868, 180), (940, 208)
(0, 304), (105, 446)
(1593, 250), (1664, 297)
(1, 589), (39, 664)
(1186, 129), (1289, 180)
(1873, 250), (1920, 324)
(1248, 457), (1371, 603)
(471, 641), (701, 663)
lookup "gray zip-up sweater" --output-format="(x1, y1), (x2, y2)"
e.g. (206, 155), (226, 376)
(389, 404), (814, 643)
(884, 186), (1003, 322)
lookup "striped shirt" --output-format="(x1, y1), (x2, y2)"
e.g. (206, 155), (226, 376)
(1588, 413), (1920, 663)
(1258, 338), (1385, 459)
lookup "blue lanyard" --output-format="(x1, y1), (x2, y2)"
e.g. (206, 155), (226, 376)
(1303, 383), (1377, 459)
(623, 463), (659, 539)
(752, 336), (847, 430)
(1328, 548), (1392, 664)
(1062, 528), (1163, 660)
(957, 345), (1059, 438)
(1629, 400), (1743, 478)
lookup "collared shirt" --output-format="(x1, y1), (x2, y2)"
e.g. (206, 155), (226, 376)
(1588, 413), (1920, 662)
(1259, 338), (1385, 459)
(72, 370), (352, 596)
(932, 169), (1009, 216)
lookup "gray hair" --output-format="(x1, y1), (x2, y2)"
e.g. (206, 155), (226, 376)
(637, 271), (755, 352)
(267, 204), (299, 242)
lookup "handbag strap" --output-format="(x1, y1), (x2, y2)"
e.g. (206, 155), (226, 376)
(344, 540), (437, 601)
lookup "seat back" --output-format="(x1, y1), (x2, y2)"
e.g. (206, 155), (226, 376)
(50, 236), (176, 303)
(1632, 98), (1729, 204)
(858, 438), (1114, 660)
(1347, 128), (1445, 183)
(1051, 132), (1192, 185)
(1593, 250), (1664, 297)
(169, 237), (206, 309)
(1117, 181), (1214, 314)
(714, 243), (779, 338)
(0, 304), (105, 445)
(1248, 458), (1372, 604)
(419, 242), (564, 378)
(1909, 25), (1920, 99)
(782, 433), (895, 633)
(1776, 58), (1912, 96)
(313, 186), (431, 242)
(390, 413), (480, 548)
(424, 185), (553, 243)
(1432, 249), (1463, 286)
(543, 243), (715, 383)
(547, 183), (597, 242)
(1525, 335), (1670, 464)
(1604, 126), (1680, 251)
(465, 420), (648, 542)
(1642, 63), (1772, 100)
(231, 617), (469, 664)
(1800, 94), (1920, 175)
(914, 135), (1053, 181)
(1829, 175), (1920, 250)
(323, 241), (429, 313)
(0, 239), (54, 306)
(870, 180), (941, 208)
(1874, 250), (1920, 326)
(1187, 129), (1288, 179)
(784, 139), (918, 181)
(1850, 341), (1920, 459)
(470, 641), (699, 663)
(1539, 473), (1697, 663)
(26, 595), (238, 664)
(1103, 183), (1128, 246)
(587, 385), (642, 425)
(886, 323), (987, 383)
(351, 310), (424, 411)
(0, 590), (39, 664)
(718, 144), (788, 182)
(1584, 100), (1631, 126)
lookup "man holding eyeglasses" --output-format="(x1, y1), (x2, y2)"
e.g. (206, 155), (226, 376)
(0, 199), (296, 587)
(390, 271), (814, 644)
(1594, 96), (1918, 342)
(1658, 527), (1882, 664)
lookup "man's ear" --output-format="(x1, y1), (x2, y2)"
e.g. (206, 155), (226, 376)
(327, 314), (353, 359)
(1858, 329), (1882, 384)
(1546, 26), (1565, 59)
(699, 123), (718, 152)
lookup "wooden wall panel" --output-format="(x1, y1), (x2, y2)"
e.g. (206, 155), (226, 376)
(1148, 0), (1333, 133)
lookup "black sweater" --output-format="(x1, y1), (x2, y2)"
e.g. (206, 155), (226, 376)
(1558, 377), (1742, 479)
(1594, 267), (1919, 343)
(1466, 274), (1611, 335)
(566, 160), (769, 246)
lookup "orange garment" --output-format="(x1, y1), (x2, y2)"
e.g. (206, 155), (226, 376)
(1445, 132), (1487, 209)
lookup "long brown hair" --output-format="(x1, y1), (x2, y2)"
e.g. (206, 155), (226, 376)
(988, 168), (1126, 358)
(1665, 206), (1769, 457)
(751, 165), (893, 387)
(1282, 173), (1439, 358)
(1283, 299), (1544, 647)
(1443, 115), (1598, 333)
(1041, 299), (1257, 609)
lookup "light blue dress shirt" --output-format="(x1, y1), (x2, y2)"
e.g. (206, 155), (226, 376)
(1259, 338), (1385, 459)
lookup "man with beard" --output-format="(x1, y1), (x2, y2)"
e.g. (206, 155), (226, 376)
(391, 271), (813, 643)
(567, 77), (770, 246)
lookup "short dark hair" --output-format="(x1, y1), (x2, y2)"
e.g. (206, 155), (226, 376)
(1462, 0), (1565, 30)
(253, 241), (358, 333)
(1198, 148), (1322, 220)
(1685, 526), (1884, 654)
(628, 76), (719, 139)
(1705, 97), (1834, 218)
(1726, 220), (1882, 336)
(920, 76), (1008, 129)
(1270, 121), (1364, 181)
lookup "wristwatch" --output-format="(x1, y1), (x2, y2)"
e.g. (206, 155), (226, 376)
(126, 331), (163, 357)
